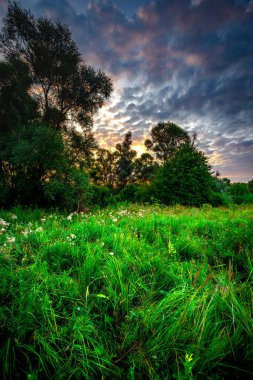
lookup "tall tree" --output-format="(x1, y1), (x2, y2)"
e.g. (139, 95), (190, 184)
(131, 153), (158, 183)
(115, 132), (136, 188)
(145, 121), (191, 163)
(90, 148), (118, 187)
(0, 57), (38, 135)
(0, 2), (113, 208)
(0, 1), (112, 131)
(0, 56), (39, 205)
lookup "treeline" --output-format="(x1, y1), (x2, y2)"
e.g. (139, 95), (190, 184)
(0, 2), (252, 210)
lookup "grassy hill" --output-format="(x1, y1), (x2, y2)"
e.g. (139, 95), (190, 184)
(0, 204), (252, 379)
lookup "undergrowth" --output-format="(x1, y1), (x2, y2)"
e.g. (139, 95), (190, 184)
(0, 204), (252, 379)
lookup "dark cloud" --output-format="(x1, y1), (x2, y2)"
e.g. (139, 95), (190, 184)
(0, 0), (252, 181)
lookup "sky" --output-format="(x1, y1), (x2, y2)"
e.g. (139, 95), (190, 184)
(0, 0), (252, 182)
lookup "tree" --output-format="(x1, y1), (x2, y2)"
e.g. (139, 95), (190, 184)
(145, 121), (191, 163)
(153, 145), (213, 206)
(229, 183), (249, 196)
(0, 1), (112, 131)
(247, 179), (253, 193)
(115, 132), (136, 188)
(90, 148), (118, 187)
(0, 57), (38, 135)
(0, 56), (39, 205)
(0, 2), (113, 208)
(131, 153), (158, 183)
(2, 123), (69, 206)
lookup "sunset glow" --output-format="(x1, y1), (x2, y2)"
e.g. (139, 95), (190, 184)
(0, 0), (252, 182)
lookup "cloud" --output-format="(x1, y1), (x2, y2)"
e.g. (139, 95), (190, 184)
(0, 0), (252, 181)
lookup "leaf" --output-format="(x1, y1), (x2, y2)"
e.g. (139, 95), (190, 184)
(96, 294), (109, 299)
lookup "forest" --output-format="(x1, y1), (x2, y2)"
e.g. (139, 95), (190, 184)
(0, 3), (253, 380)
(0, 3), (252, 211)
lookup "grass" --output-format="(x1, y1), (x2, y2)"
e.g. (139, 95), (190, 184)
(0, 204), (253, 379)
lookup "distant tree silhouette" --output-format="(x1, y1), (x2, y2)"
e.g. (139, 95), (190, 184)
(115, 132), (136, 188)
(145, 121), (191, 163)
(131, 153), (158, 183)
(90, 148), (119, 187)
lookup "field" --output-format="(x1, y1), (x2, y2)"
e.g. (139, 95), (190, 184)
(0, 204), (253, 379)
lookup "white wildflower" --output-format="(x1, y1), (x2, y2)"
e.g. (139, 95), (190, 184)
(35, 227), (43, 232)
(67, 214), (72, 221)
(41, 218), (46, 222)
(11, 214), (17, 220)
(112, 218), (118, 223)
(70, 234), (76, 239)
(7, 236), (15, 243)
(108, 251), (114, 256)
(101, 242), (105, 247)
(21, 229), (29, 236)
(0, 218), (9, 227)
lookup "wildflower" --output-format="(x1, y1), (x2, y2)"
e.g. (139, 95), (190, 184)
(70, 234), (76, 239)
(7, 236), (15, 243)
(0, 228), (6, 234)
(112, 218), (118, 223)
(0, 218), (9, 227)
(108, 251), (114, 256)
(41, 218), (46, 222)
(101, 242), (105, 247)
(67, 214), (72, 221)
(21, 229), (29, 236)
(11, 214), (17, 220)
(35, 227), (43, 232)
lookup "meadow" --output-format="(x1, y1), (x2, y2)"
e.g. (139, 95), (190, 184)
(0, 204), (252, 379)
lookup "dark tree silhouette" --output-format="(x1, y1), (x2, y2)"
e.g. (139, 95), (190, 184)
(115, 132), (136, 188)
(0, 1), (112, 130)
(145, 121), (191, 163)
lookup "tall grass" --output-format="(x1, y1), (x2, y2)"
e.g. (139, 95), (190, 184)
(0, 204), (252, 379)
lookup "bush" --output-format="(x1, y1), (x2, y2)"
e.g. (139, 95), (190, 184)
(89, 185), (115, 207)
(208, 192), (230, 206)
(43, 169), (90, 210)
(152, 145), (213, 206)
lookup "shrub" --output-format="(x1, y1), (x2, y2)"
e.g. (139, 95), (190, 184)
(152, 145), (213, 206)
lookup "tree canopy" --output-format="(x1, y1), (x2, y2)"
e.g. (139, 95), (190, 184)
(145, 121), (191, 163)
(0, 2), (112, 208)
(153, 144), (214, 206)
(0, 1), (113, 130)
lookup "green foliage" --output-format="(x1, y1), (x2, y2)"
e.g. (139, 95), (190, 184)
(0, 205), (252, 379)
(248, 178), (253, 193)
(153, 145), (213, 206)
(208, 191), (230, 206)
(0, 57), (38, 134)
(145, 121), (191, 163)
(1, 124), (67, 206)
(89, 185), (115, 207)
(230, 182), (249, 196)
(43, 169), (90, 210)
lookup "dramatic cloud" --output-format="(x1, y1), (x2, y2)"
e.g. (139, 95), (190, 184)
(1, 0), (252, 181)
